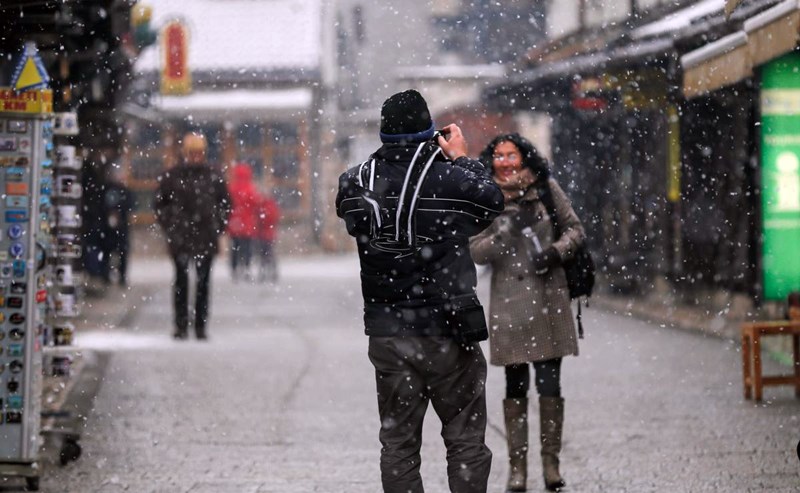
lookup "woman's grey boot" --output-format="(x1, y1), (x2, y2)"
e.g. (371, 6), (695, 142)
(503, 398), (528, 492)
(539, 396), (566, 491)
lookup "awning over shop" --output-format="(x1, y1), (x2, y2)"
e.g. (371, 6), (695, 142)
(745, 0), (800, 66)
(632, 0), (725, 40)
(681, 0), (800, 98)
(151, 87), (313, 119)
(682, 32), (751, 98)
(492, 38), (673, 104)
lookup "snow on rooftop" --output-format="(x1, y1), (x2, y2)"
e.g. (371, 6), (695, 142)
(154, 87), (313, 114)
(632, 0), (725, 39)
(394, 64), (506, 80)
(134, 0), (321, 73)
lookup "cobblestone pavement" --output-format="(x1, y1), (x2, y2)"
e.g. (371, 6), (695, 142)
(34, 255), (800, 493)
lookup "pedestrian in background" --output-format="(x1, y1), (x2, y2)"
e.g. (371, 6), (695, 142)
(336, 89), (504, 493)
(101, 165), (133, 286)
(469, 133), (585, 492)
(256, 191), (281, 283)
(154, 132), (231, 340)
(226, 162), (259, 281)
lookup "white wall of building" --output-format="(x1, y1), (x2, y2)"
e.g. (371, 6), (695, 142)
(547, 0), (582, 39)
(585, 0), (631, 28)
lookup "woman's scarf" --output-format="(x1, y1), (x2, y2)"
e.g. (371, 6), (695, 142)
(495, 167), (537, 203)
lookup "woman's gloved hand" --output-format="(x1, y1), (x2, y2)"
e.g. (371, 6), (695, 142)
(494, 215), (518, 237)
(533, 246), (560, 273)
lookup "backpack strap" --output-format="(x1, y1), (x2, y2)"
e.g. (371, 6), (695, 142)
(356, 158), (384, 238)
(394, 142), (439, 247)
(538, 178), (586, 339)
(537, 179), (562, 239)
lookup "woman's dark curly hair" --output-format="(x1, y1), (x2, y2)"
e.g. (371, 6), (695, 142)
(479, 133), (550, 182)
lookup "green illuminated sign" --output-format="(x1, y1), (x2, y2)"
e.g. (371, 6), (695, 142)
(761, 52), (800, 300)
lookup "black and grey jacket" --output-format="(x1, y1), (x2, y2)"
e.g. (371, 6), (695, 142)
(336, 142), (504, 337)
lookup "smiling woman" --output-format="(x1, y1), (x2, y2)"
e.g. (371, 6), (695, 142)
(471, 132), (586, 492)
(492, 141), (524, 181)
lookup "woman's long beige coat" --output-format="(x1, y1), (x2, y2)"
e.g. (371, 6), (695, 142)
(469, 178), (585, 366)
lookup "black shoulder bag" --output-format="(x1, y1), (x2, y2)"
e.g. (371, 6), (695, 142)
(538, 182), (595, 338)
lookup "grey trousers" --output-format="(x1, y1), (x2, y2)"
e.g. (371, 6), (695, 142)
(368, 336), (492, 493)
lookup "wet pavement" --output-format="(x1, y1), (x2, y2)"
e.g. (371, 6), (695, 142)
(34, 254), (800, 493)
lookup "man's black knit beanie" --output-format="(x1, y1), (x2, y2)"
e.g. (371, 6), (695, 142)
(379, 89), (435, 143)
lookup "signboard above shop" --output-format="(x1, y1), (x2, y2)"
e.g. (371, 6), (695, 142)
(0, 89), (53, 115)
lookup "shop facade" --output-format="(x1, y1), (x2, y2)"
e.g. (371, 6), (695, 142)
(487, 0), (795, 310)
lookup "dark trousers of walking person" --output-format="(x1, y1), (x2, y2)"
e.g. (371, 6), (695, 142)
(230, 236), (252, 279)
(257, 239), (278, 282)
(172, 253), (213, 339)
(101, 245), (129, 286)
(368, 336), (493, 493)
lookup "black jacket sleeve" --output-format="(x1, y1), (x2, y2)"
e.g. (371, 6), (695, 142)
(335, 168), (373, 238)
(448, 156), (504, 237)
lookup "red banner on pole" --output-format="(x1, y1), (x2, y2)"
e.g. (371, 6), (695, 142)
(160, 20), (191, 95)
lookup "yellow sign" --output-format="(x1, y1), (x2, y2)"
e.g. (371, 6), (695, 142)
(160, 20), (192, 95)
(0, 88), (53, 114)
(10, 43), (50, 92)
(666, 106), (681, 203)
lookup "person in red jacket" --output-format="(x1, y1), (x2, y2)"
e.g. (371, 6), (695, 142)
(226, 163), (259, 280)
(256, 193), (281, 282)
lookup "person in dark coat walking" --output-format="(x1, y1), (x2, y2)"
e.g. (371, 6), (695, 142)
(155, 132), (231, 340)
(101, 166), (133, 286)
(469, 134), (585, 492)
(336, 89), (504, 493)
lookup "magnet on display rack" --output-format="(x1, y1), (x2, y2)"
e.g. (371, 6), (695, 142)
(6, 196), (29, 208)
(54, 293), (78, 317)
(5, 167), (25, 182)
(0, 138), (17, 152)
(5, 121), (27, 134)
(12, 261), (25, 278)
(52, 113), (78, 136)
(55, 145), (80, 169)
(7, 225), (24, 240)
(55, 175), (81, 198)
(55, 264), (73, 286)
(5, 182), (28, 195)
(56, 234), (80, 258)
(40, 176), (52, 196)
(56, 205), (80, 228)
(4, 210), (28, 223)
(53, 324), (74, 346)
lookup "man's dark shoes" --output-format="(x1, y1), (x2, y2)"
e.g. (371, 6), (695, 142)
(173, 330), (188, 340)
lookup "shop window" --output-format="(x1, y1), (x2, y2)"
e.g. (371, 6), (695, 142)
(265, 123), (303, 213)
(129, 123), (162, 182)
(268, 124), (299, 181)
(237, 122), (266, 179)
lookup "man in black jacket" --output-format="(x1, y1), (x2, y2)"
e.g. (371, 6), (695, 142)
(336, 90), (504, 493)
(155, 132), (231, 340)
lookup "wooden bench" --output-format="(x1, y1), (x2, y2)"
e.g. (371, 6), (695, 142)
(741, 320), (800, 401)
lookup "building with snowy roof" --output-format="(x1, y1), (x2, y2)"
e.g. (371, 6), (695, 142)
(124, 0), (332, 244)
